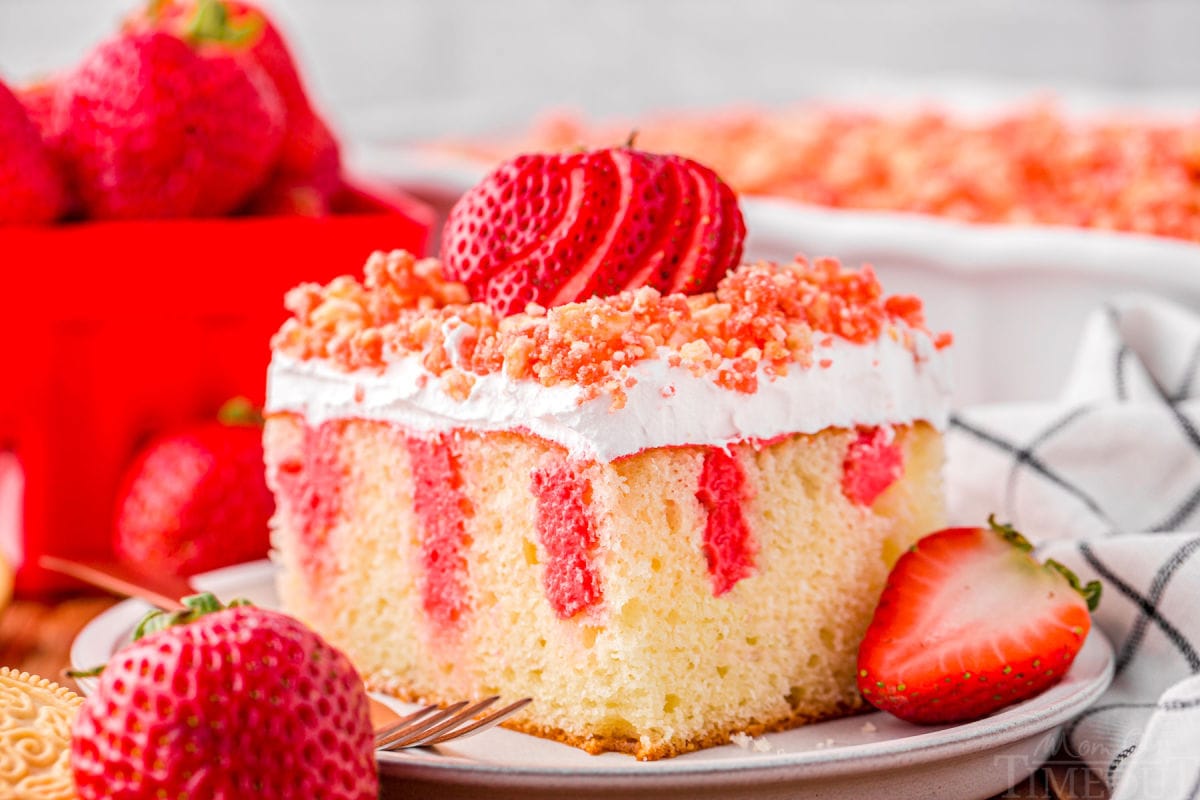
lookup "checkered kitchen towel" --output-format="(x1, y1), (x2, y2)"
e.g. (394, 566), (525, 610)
(947, 294), (1200, 799)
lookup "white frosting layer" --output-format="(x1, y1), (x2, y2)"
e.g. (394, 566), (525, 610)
(266, 328), (952, 462)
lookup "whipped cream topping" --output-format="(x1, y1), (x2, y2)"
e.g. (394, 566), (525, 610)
(266, 326), (952, 463)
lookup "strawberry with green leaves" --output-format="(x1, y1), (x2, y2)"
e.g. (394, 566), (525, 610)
(129, 0), (343, 215)
(62, 4), (285, 219)
(441, 144), (745, 316)
(71, 594), (377, 799)
(858, 517), (1102, 724)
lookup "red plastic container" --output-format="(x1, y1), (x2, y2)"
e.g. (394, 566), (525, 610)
(0, 183), (433, 595)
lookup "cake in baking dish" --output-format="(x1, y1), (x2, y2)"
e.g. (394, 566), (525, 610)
(262, 146), (953, 760)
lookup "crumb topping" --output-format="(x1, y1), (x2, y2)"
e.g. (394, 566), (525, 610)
(273, 250), (950, 408)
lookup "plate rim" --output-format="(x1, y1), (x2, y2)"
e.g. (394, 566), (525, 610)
(70, 559), (1114, 785)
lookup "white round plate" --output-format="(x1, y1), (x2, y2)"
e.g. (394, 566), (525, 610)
(72, 560), (1113, 800)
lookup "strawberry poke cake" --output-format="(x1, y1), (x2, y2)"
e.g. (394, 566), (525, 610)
(263, 146), (953, 759)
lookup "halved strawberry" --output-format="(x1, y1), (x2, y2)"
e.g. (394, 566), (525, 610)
(857, 517), (1101, 724)
(441, 145), (745, 316)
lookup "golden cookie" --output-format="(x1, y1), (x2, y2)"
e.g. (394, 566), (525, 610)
(0, 668), (82, 800)
(0, 552), (11, 615)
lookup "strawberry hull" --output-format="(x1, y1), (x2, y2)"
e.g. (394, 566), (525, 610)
(0, 182), (433, 595)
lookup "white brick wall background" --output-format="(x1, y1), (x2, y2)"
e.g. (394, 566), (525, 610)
(2, 0), (1199, 147)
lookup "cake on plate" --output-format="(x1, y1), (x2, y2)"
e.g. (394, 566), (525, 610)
(262, 145), (952, 760)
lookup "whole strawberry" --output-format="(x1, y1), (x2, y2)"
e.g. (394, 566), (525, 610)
(0, 78), (68, 224)
(71, 595), (378, 799)
(62, 20), (284, 219)
(114, 399), (275, 577)
(441, 145), (745, 316)
(129, 0), (343, 212)
(858, 517), (1101, 724)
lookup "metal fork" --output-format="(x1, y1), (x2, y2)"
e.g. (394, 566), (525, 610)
(374, 696), (533, 751)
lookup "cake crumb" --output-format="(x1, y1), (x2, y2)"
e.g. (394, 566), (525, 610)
(861, 721), (878, 733)
(730, 732), (773, 753)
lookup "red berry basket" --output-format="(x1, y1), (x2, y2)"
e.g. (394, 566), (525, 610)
(0, 181), (433, 595)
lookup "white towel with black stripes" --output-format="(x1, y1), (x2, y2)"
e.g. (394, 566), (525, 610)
(947, 294), (1200, 799)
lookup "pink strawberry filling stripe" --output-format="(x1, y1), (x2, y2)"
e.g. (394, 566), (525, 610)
(841, 427), (904, 507)
(696, 447), (757, 596)
(404, 433), (472, 628)
(275, 420), (344, 581)
(530, 460), (603, 618)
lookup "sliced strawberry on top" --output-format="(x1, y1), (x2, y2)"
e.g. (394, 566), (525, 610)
(560, 148), (681, 302)
(857, 517), (1101, 725)
(707, 167), (747, 287)
(629, 154), (697, 293)
(442, 145), (746, 316)
(664, 156), (746, 295)
(444, 151), (609, 309)
(522, 149), (623, 307)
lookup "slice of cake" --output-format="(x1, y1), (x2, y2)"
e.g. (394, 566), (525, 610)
(263, 146), (953, 760)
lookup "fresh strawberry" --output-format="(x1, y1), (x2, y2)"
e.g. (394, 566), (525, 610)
(858, 517), (1101, 724)
(246, 169), (334, 216)
(71, 594), (377, 799)
(61, 24), (284, 219)
(0, 78), (68, 224)
(113, 399), (275, 577)
(441, 145), (746, 316)
(245, 112), (341, 216)
(663, 154), (746, 294)
(15, 77), (68, 153)
(129, 0), (343, 212)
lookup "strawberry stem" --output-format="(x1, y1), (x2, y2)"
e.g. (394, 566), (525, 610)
(987, 514), (1033, 552)
(143, 0), (172, 22)
(65, 664), (105, 679)
(624, 130), (639, 148)
(218, 396), (265, 427)
(72, 593), (253, 677)
(1046, 559), (1103, 611)
(133, 592), (252, 642)
(184, 0), (261, 46)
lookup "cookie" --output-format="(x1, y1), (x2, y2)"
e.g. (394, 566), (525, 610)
(0, 667), (83, 800)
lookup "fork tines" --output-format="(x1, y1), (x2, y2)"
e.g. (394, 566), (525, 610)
(374, 696), (533, 751)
